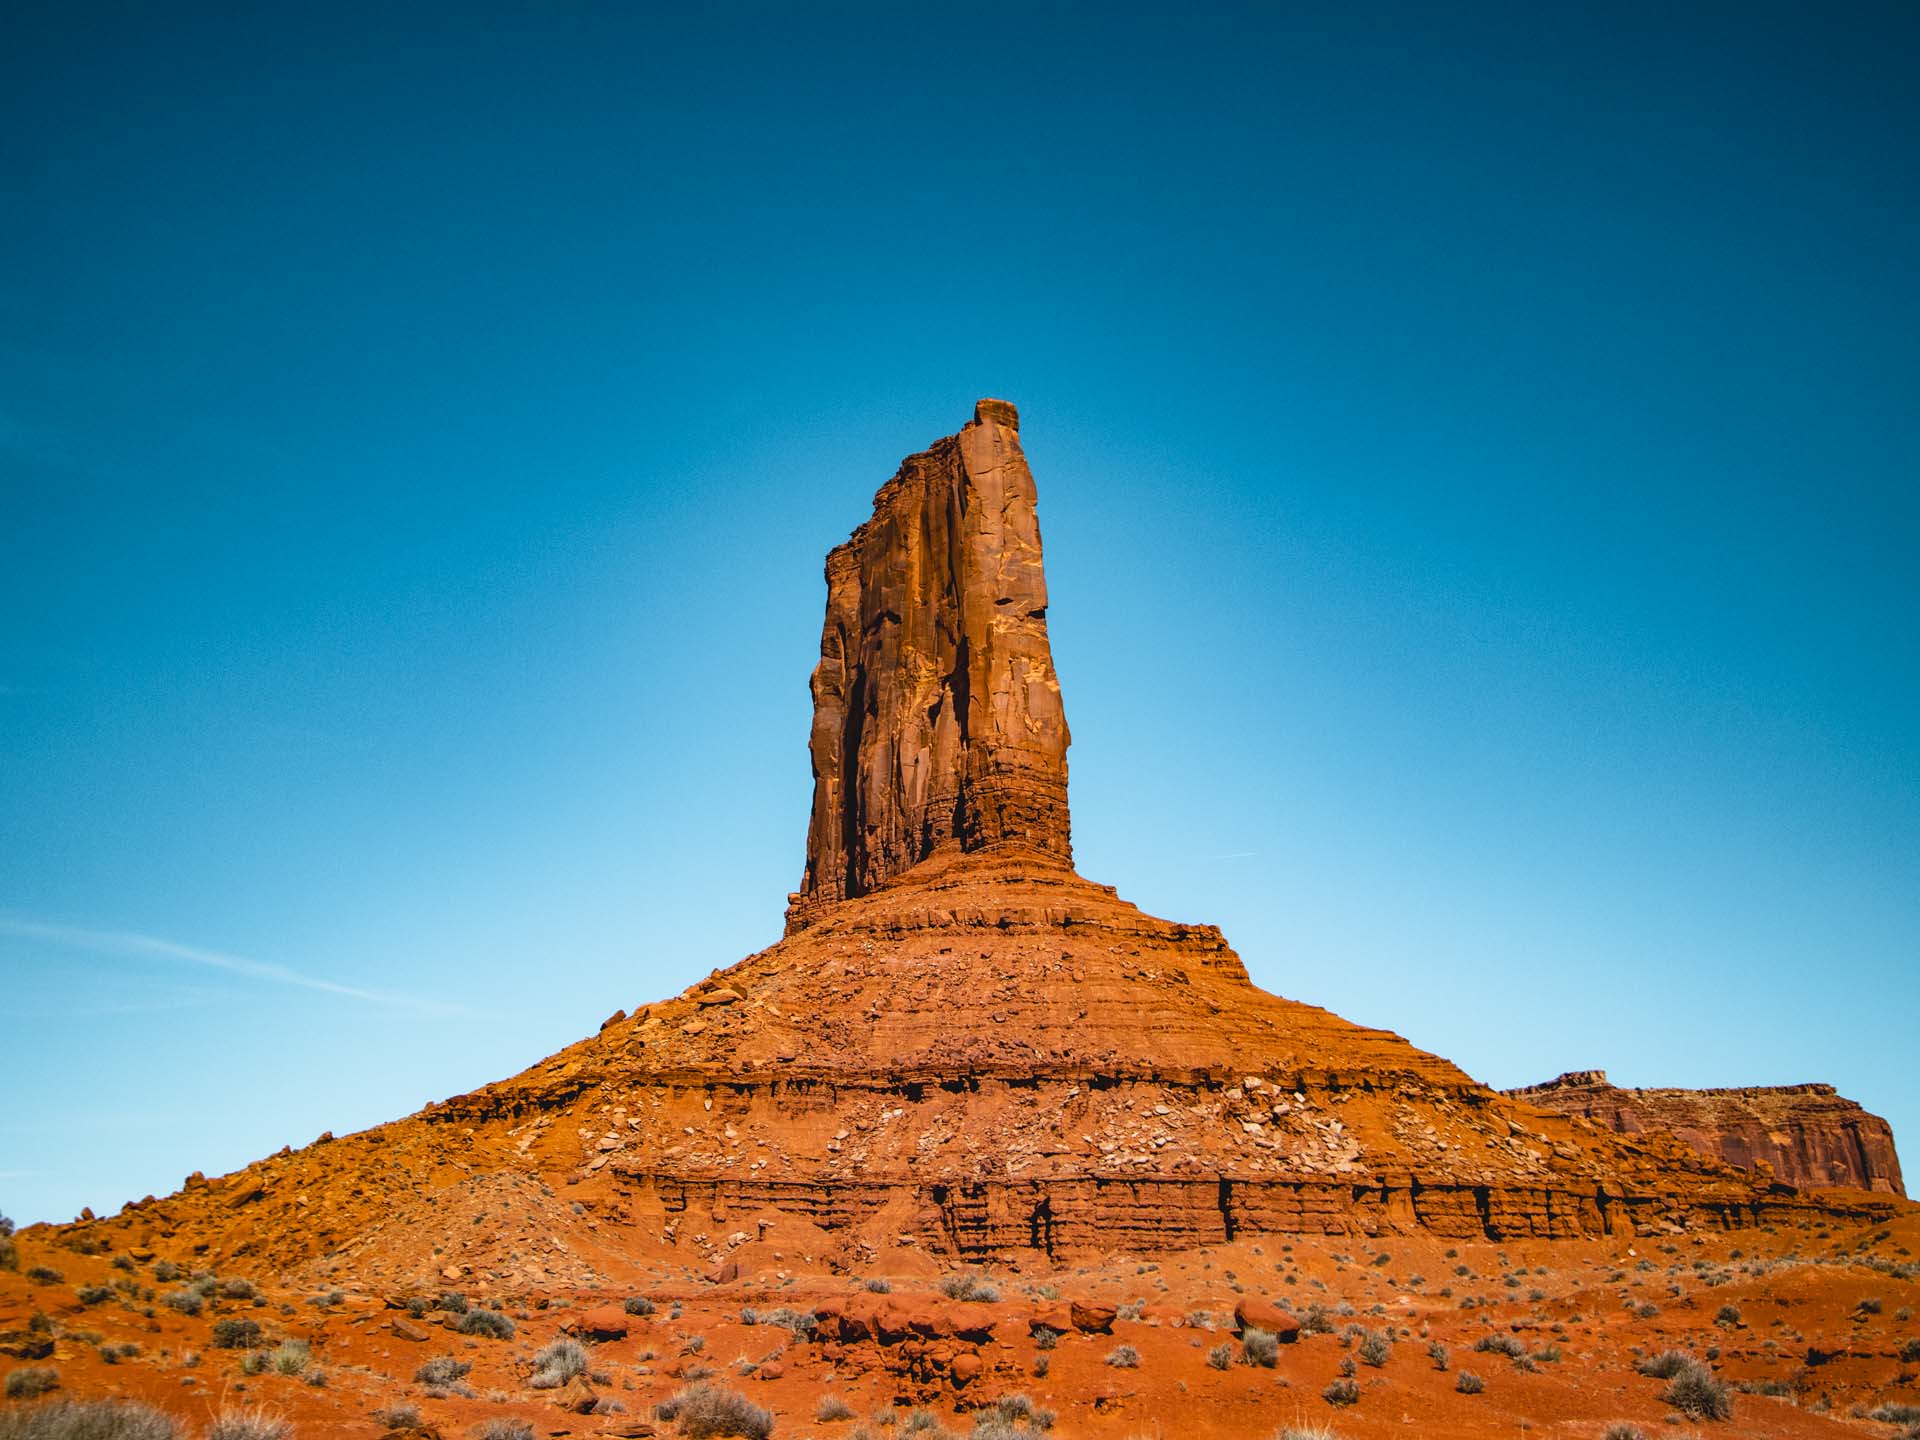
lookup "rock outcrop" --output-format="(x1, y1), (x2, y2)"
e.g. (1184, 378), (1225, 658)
(1508, 1071), (1905, 1197)
(788, 399), (1070, 933)
(49, 401), (1905, 1282)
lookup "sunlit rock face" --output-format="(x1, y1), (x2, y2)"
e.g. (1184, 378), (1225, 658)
(788, 398), (1071, 934)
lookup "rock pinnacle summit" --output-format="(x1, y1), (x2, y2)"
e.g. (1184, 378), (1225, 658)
(789, 399), (1072, 934)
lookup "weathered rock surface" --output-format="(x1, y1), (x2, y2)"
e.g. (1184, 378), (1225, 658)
(788, 399), (1071, 933)
(1508, 1070), (1905, 1197)
(45, 402), (1905, 1287)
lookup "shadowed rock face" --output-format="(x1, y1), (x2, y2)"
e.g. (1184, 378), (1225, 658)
(1509, 1071), (1905, 1197)
(788, 399), (1071, 932)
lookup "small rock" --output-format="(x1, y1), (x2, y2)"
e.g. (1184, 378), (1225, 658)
(1070, 1301), (1117, 1333)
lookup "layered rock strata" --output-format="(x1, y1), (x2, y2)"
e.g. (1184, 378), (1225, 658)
(1509, 1070), (1904, 1197)
(63, 402), (1906, 1281)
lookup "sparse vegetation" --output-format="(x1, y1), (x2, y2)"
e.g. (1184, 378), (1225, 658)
(1601, 1427), (1648, 1440)
(0, 1399), (181, 1440)
(816, 1395), (856, 1422)
(468, 1423), (535, 1440)
(656, 1382), (775, 1440)
(1207, 1342), (1233, 1370)
(161, 1291), (202, 1317)
(210, 1319), (262, 1350)
(938, 1273), (1000, 1304)
(1635, 1349), (1695, 1379)
(453, 1308), (515, 1339)
(1714, 1304), (1741, 1326)
(972, 1394), (1053, 1436)
(624, 1296), (657, 1316)
(1322, 1377), (1360, 1407)
(1456, 1370), (1485, 1394)
(25, 1268), (63, 1287)
(5, 1369), (60, 1400)
(415, 1356), (472, 1386)
(1357, 1329), (1391, 1367)
(1662, 1361), (1732, 1421)
(1103, 1345), (1138, 1368)
(1299, 1303), (1335, 1335)
(864, 1277), (892, 1294)
(1473, 1334), (1525, 1359)
(1240, 1328), (1278, 1367)
(1427, 1340), (1449, 1370)
(205, 1410), (290, 1440)
(529, 1338), (589, 1389)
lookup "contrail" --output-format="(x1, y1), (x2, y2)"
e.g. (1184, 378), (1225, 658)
(0, 917), (464, 1016)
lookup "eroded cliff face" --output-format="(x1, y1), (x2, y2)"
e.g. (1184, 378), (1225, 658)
(1509, 1071), (1905, 1197)
(788, 399), (1070, 933)
(47, 400), (1908, 1285)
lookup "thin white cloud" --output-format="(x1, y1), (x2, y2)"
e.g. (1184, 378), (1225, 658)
(0, 918), (464, 1016)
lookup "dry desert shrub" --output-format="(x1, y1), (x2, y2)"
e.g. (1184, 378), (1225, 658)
(453, 1307), (515, 1339)
(413, 1355), (471, 1386)
(937, 1273), (1000, 1304)
(0, 1399), (179, 1440)
(528, 1338), (588, 1389)
(204, 1408), (291, 1440)
(973, 1394), (1053, 1434)
(4, 1369), (59, 1400)
(1322, 1378), (1360, 1407)
(1635, 1349), (1696, 1379)
(655, 1382), (774, 1440)
(1662, 1361), (1732, 1421)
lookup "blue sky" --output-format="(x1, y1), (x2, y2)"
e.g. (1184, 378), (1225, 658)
(2, 2), (1915, 1225)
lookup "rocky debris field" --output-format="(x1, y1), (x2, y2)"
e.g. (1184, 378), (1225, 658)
(5, 1200), (1919, 1438)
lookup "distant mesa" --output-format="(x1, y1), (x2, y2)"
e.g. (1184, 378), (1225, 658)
(1510, 1070), (1905, 1198)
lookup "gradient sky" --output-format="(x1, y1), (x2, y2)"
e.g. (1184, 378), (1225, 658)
(2, 3), (1916, 1226)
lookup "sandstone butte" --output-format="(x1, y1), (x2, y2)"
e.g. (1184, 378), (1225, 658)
(8, 402), (1920, 1440)
(1510, 1070), (1905, 1198)
(28, 400), (1906, 1288)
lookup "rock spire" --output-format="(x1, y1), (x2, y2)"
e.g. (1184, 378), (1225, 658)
(787, 399), (1071, 931)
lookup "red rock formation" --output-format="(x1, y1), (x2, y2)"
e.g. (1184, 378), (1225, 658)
(1508, 1071), (1905, 1197)
(50, 401), (1904, 1283)
(788, 399), (1070, 933)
